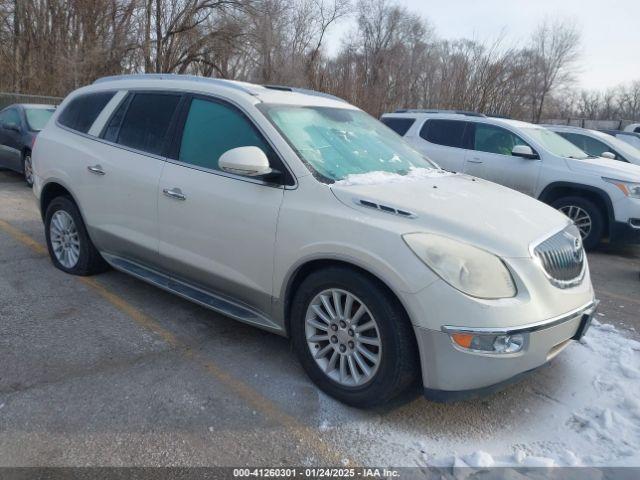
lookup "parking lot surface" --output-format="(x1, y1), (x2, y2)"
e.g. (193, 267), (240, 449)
(1, 170), (639, 467)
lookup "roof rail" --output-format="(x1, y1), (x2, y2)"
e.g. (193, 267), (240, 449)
(263, 84), (347, 102)
(93, 74), (256, 95)
(394, 109), (486, 117)
(93, 74), (348, 103)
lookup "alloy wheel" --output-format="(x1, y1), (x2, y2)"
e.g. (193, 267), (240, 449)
(559, 205), (592, 239)
(49, 210), (81, 268)
(305, 288), (382, 387)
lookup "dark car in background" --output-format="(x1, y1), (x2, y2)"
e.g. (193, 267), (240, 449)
(0, 104), (56, 186)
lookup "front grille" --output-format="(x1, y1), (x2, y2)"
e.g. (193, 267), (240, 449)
(533, 227), (585, 288)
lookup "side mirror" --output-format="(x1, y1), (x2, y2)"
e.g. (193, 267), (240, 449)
(512, 145), (539, 159)
(219, 146), (273, 177)
(601, 151), (616, 160)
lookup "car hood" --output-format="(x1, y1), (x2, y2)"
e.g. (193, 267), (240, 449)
(330, 172), (569, 258)
(566, 157), (640, 181)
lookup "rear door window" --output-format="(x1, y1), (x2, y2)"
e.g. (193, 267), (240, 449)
(419, 119), (469, 148)
(110, 93), (181, 156)
(58, 92), (115, 133)
(380, 117), (415, 136)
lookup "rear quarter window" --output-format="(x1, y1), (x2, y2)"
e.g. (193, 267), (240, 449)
(380, 117), (415, 136)
(58, 92), (115, 133)
(419, 119), (469, 148)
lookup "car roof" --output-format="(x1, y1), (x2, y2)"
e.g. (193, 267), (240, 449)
(83, 74), (354, 110)
(600, 129), (640, 139)
(543, 124), (616, 140)
(382, 110), (543, 130)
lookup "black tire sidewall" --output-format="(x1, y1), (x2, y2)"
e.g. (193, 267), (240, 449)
(291, 267), (416, 407)
(552, 196), (604, 250)
(44, 196), (94, 275)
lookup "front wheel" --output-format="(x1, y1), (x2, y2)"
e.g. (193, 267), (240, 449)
(552, 196), (604, 250)
(23, 152), (34, 187)
(291, 267), (418, 407)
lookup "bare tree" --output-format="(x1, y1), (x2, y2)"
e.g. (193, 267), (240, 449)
(526, 19), (581, 123)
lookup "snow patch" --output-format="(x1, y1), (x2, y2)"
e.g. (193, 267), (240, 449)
(334, 168), (451, 186)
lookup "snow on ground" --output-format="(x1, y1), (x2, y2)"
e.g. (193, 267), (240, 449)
(323, 321), (640, 468)
(334, 168), (452, 186)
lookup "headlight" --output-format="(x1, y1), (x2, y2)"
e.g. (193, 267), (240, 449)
(403, 233), (516, 299)
(603, 177), (640, 199)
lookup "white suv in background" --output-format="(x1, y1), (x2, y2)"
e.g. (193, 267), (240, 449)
(33, 75), (596, 406)
(381, 110), (640, 249)
(543, 124), (640, 166)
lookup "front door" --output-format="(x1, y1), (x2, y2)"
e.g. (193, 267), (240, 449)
(465, 123), (541, 196)
(158, 96), (288, 316)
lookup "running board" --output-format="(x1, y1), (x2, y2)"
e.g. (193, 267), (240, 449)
(102, 253), (282, 333)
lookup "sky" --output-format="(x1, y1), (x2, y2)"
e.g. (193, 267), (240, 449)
(325, 0), (640, 91)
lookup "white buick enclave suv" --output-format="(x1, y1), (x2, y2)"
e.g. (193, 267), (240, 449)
(33, 75), (596, 406)
(382, 110), (640, 250)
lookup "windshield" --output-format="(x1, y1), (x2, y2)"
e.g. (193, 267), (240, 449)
(25, 107), (55, 131)
(524, 128), (590, 159)
(260, 105), (438, 182)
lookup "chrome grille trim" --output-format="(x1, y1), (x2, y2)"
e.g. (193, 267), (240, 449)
(532, 226), (586, 288)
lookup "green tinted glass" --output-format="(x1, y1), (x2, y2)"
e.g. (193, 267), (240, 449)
(179, 98), (271, 170)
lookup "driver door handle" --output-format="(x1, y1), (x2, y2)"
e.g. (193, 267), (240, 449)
(467, 159), (483, 164)
(163, 187), (186, 201)
(87, 164), (105, 175)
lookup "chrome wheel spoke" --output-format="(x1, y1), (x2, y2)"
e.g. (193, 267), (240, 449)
(307, 318), (329, 331)
(359, 336), (380, 347)
(326, 350), (339, 373)
(315, 343), (333, 359)
(347, 355), (360, 384)
(320, 294), (337, 320)
(355, 320), (375, 333)
(311, 304), (332, 324)
(353, 351), (371, 377)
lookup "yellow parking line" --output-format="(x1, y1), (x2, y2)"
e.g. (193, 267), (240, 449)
(0, 218), (353, 466)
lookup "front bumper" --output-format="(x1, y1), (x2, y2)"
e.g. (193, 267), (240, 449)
(610, 220), (640, 245)
(416, 300), (598, 401)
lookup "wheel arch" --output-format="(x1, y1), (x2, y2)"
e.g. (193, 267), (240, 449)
(39, 180), (83, 223)
(538, 182), (614, 238)
(281, 257), (416, 340)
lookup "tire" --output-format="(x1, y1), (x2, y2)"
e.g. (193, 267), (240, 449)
(44, 196), (109, 275)
(551, 196), (604, 250)
(290, 266), (418, 407)
(22, 152), (34, 187)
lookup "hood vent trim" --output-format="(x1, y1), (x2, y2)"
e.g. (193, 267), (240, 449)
(354, 198), (417, 219)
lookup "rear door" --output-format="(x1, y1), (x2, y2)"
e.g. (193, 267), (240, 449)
(72, 91), (182, 267)
(466, 122), (541, 195)
(157, 95), (289, 316)
(410, 119), (470, 172)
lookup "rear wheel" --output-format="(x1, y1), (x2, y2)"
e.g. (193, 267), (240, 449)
(291, 267), (418, 407)
(552, 196), (604, 250)
(44, 196), (109, 275)
(23, 152), (33, 187)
